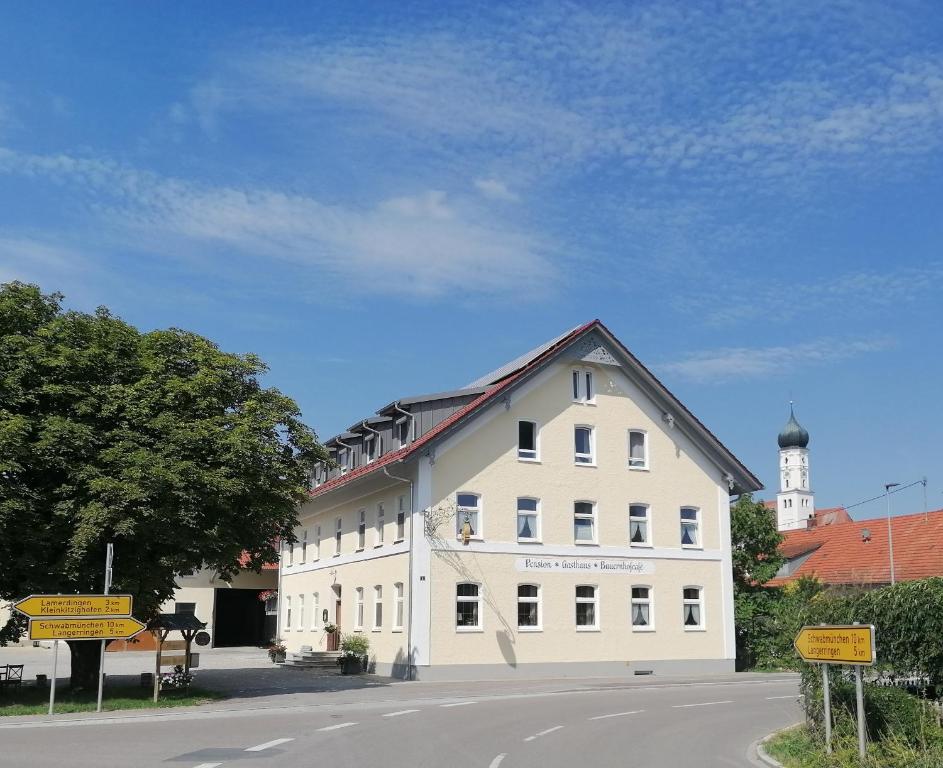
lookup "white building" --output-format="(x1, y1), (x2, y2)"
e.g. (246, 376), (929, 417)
(775, 405), (814, 532)
(278, 321), (762, 679)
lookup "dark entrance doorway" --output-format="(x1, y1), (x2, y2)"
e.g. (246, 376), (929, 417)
(328, 585), (341, 651)
(213, 588), (266, 647)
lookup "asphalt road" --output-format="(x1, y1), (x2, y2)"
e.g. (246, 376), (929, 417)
(0, 675), (801, 768)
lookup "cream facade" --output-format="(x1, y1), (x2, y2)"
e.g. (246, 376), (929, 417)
(279, 322), (761, 679)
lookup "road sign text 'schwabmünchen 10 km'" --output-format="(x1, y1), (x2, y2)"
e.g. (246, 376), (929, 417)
(794, 625), (875, 665)
(28, 617), (147, 641)
(14, 594), (132, 618)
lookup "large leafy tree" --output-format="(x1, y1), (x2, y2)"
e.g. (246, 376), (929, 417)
(0, 282), (326, 687)
(730, 492), (785, 670)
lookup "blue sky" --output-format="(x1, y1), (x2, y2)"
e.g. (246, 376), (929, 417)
(1, 1), (941, 518)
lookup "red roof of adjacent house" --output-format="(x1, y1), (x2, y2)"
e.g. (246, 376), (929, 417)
(769, 508), (943, 586)
(238, 551), (279, 570)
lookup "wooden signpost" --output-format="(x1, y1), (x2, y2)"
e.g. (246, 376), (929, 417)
(794, 623), (876, 759)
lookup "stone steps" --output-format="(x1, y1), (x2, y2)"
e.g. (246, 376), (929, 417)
(281, 648), (342, 673)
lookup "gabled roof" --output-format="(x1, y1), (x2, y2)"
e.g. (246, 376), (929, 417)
(769, 509), (943, 586)
(310, 319), (762, 498)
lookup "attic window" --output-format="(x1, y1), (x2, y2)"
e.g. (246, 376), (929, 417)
(396, 417), (411, 447)
(364, 435), (377, 463)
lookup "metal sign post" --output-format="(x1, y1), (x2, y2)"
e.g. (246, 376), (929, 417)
(821, 663), (832, 754)
(48, 639), (59, 716)
(96, 543), (113, 713)
(854, 664), (866, 759)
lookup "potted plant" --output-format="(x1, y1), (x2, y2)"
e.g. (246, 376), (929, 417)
(267, 642), (287, 663)
(338, 633), (369, 674)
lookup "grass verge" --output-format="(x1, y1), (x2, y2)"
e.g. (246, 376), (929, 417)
(766, 723), (943, 768)
(0, 686), (225, 716)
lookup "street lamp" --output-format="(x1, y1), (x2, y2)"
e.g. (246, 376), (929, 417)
(885, 483), (900, 585)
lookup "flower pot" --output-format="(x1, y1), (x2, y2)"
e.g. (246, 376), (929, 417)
(340, 656), (363, 675)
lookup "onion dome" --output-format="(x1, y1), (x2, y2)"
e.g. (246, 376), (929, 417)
(778, 404), (809, 449)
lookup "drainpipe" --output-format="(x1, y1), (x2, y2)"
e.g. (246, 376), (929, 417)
(360, 421), (381, 461)
(383, 463), (413, 680)
(391, 402), (413, 445)
(335, 438), (354, 473)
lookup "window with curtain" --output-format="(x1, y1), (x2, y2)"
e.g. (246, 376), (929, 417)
(628, 430), (648, 469)
(629, 504), (650, 545)
(574, 501), (596, 543)
(456, 493), (481, 538)
(683, 587), (703, 629)
(517, 498), (540, 541)
(631, 586), (652, 629)
(681, 507), (700, 547)
(575, 585), (597, 628)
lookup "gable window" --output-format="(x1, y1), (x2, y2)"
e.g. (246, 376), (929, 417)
(311, 592), (319, 630)
(355, 587), (364, 631)
(629, 504), (650, 546)
(456, 583), (481, 630)
(680, 507), (700, 548)
(517, 497), (540, 542)
(628, 430), (648, 469)
(300, 529), (307, 563)
(394, 583), (404, 631)
(631, 586), (653, 630)
(373, 585), (383, 630)
(364, 434), (377, 463)
(574, 501), (596, 544)
(572, 368), (594, 403)
(456, 493), (481, 539)
(575, 585), (598, 629)
(518, 420), (538, 461)
(683, 586), (704, 630)
(517, 584), (541, 630)
(284, 596), (292, 631)
(375, 503), (385, 546)
(574, 426), (594, 465)
(334, 517), (342, 556)
(396, 495), (407, 542)
(357, 509), (366, 550)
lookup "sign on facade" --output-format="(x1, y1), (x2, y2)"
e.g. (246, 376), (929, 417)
(515, 557), (655, 574)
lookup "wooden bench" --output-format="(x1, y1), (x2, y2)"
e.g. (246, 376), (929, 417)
(0, 664), (24, 693)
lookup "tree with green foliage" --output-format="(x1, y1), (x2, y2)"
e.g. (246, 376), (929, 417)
(0, 282), (327, 688)
(730, 492), (785, 669)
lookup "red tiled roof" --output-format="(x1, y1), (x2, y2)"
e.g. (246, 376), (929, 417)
(238, 551), (279, 570)
(769, 508), (943, 587)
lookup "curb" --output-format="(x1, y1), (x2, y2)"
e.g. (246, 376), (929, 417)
(750, 722), (803, 768)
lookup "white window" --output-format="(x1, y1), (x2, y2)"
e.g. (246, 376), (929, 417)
(396, 495), (407, 541)
(575, 585), (598, 629)
(631, 586), (654, 630)
(357, 509), (366, 550)
(683, 586), (704, 630)
(300, 529), (307, 563)
(284, 595), (292, 631)
(314, 525), (321, 560)
(335, 516), (342, 556)
(517, 497), (540, 542)
(517, 584), (541, 631)
(285, 538), (294, 567)
(311, 592), (319, 631)
(364, 434), (377, 463)
(456, 582), (481, 630)
(355, 587), (364, 631)
(297, 594), (304, 631)
(574, 501), (596, 544)
(339, 448), (349, 474)
(375, 503), (385, 546)
(628, 430), (648, 470)
(456, 492), (481, 539)
(572, 368), (594, 403)
(574, 426), (594, 465)
(395, 417), (411, 448)
(393, 583), (404, 631)
(518, 420), (538, 461)
(373, 585), (383, 630)
(680, 507), (700, 547)
(629, 504), (650, 546)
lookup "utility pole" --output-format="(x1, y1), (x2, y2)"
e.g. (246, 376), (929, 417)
(96, 543), (113, 712)
(884, 484), (899, 586)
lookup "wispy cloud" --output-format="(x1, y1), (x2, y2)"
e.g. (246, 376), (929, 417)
(474, 178), (519, 202)
(657, 335), (895, 383)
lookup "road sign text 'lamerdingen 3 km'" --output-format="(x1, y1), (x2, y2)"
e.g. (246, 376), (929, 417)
(13, 594), (132, 618)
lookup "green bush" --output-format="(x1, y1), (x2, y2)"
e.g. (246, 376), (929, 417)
(339, 633), (369, 658)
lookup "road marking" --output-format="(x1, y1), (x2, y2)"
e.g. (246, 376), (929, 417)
(317, 722), (358, 731)
(383, 709), (421, 717)
(524, 725), (564, 742)
(245, 737), (294, 751)
(192, 764), (223, 768)
(441, 701), (475, 708)
(489, 754), (507, 768)
(766, 695), (799, 700)
(671, 700), (733, 709)
(588, 709), (645, 720)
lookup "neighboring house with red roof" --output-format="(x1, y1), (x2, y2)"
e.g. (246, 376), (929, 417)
(279, 320), (761, 679)
(770, 508), (943, 588)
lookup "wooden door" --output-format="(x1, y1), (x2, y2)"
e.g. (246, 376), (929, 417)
(328, 599), (341, 651)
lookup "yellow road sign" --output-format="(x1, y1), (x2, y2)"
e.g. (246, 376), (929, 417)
(794, 624), (875, 665)
(28, 617), (147, 641)
(14, 594), (132, 618)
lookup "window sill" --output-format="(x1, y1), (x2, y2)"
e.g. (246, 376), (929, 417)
(683, 626), (706, 632)
(374, 543), (384, 549)
(574, 541), (599, 546)
(454, 537), (485, 543)
(681, 545), (703, 551)
(332, 553), (340, 558)
(632, 626), (656, 633)
(518, 457), (541, 464)
(393, 538), (405, 544)
(392, 628), (403, 633)
(576, 627), (600, 632)
(517, 627), (542, 633)
(355, 547), (365, 553)
(574, 462), (597, 468)
(630, 542), (653, 549)
(517, 539), (542, 545)
(628, 466), (650, 472)
(455, 627), (484, 633)
(371, 629), (381, 633)
(354, 628), (364, 633)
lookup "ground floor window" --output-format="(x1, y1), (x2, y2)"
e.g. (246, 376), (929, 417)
(355, 587), (364, 630)
(517, 584), (540, 630)
(631, 586), (653, 630)
(683, 586), (704, 629)
(575, 585), (598, 629)
(394, 583), (404, 630)
(456, 582), (481, 630)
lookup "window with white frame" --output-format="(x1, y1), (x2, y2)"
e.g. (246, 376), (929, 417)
(575, 585), (598, 629)
(393, 582), (404, 631)
(517, 584), (541, 630)
(339, 448), (349, 474)
(629, 504), (650, 546)
(396, 495), (407, 541)
(456, 492), (481, 539)
(574, 426), (594, 464)
(357, 509), (366, 550)
(628, 430), (648, 469)
(631, 586), (653, 630)
(373, 585), (383, 630)
(375, 503), (385, 546)
(518, 420), (538, 460)
(297, 594), (304, 631)
(364, 434), (377, 463)
(314, 525), (321, 560)
(355, 587), (364, 630)
(572, 368), (594, 402)
(300, 529), (307, 563)
(311, 592), (319, 630)
(395, 417), (410, 448)
(456, 583), (481, 630)
(517, 497), (540, 542)
(683, 586), (704, 629)
(284, 595), (292, 631)
(574, 501), (596, 544)
(285, 538), (294, 567)
(680, 507), (700, 547)
(334, 517), (342, 555)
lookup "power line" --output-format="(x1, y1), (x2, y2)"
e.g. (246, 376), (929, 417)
(843, 478), (928, 513)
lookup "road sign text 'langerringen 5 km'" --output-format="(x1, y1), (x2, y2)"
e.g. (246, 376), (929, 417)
(794, 624), (875, 665)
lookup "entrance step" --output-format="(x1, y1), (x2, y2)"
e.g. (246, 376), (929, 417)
(281, 650), (343, 673)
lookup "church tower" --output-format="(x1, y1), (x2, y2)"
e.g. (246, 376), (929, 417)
(776, 404), (814, 531)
